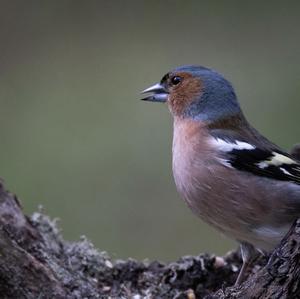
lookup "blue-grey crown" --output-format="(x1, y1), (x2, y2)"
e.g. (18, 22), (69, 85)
(172, 65), (242, 122)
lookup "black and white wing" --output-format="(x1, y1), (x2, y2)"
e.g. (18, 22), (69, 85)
(211, 137), (300, 184)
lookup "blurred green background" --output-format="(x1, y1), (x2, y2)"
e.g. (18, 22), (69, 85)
(0, 1), (300, 261)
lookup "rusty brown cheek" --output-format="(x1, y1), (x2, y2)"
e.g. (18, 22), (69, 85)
(168, 77), (202, 117)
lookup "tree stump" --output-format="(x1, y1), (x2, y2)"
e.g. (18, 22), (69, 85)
(0, 182), (299, 299)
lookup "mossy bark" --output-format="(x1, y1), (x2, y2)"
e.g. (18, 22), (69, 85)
(0, 182), (298, 299)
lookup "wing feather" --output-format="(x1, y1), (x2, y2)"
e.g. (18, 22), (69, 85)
(212, 137), (300, 184)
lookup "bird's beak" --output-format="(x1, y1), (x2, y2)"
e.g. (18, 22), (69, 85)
(140, 83), (168, 102)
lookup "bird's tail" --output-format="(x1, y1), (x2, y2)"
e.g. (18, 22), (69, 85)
(290, 144), (300, 161)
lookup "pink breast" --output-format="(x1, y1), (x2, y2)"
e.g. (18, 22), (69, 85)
(172, 118), (212, 202)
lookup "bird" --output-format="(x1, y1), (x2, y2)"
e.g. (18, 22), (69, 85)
(140, 65), (300, 285)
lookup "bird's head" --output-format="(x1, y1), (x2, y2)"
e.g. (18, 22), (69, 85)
(141, 65), (242, 123)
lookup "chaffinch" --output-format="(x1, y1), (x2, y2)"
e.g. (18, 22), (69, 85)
(141, 65), (300, 285)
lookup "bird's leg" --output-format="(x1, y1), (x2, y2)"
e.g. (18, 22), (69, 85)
(235, 242), (259, 286)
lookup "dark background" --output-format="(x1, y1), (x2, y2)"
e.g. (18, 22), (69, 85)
(0, 1), (299, 261)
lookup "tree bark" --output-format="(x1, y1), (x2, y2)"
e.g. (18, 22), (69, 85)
(0, 181), (299, 299)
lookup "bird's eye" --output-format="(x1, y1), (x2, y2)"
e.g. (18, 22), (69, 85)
(171, 76), (182, 86)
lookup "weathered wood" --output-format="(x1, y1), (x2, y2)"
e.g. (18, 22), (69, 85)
(0, 181), (298, 298)
(207, 219), (300, 299)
